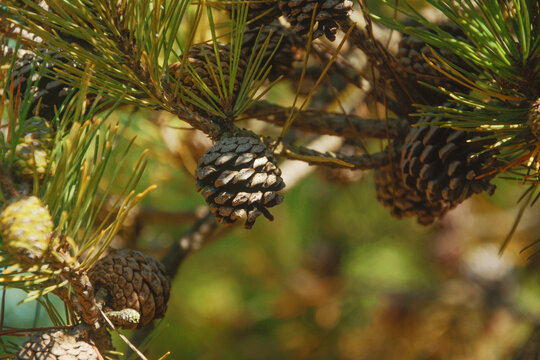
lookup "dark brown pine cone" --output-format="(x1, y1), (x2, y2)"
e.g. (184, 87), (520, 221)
(18, 326), (100, 360)
(88, 249), (171, 329)
(375, 155), (449, 225)
(397, 23), (472, 104)
(196, 135), (285, 229)
(242, 20), (304, 80)
(11, 49), (75, 121)
(278, 0), (353, 41)
(167, 43), (248, 117)
(400, 115), (497, 209)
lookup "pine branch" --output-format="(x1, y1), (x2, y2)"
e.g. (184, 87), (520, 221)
(242, 101), (408, 139)
(160, 210), (218, 279)
(275, 142), (391, 170)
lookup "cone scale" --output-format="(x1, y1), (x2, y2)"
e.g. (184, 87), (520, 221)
(375, 158), (449, 225)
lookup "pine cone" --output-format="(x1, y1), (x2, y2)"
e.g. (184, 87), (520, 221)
(278, 0), (353, 41)
(18, 327), (100, 360)
(11, 49), (74, 120)
(167, 43), (248, 116)
(0, 196), (53, 263)
(242, 20), (304, 80)
(196, 135), (285, 229)
(397, 23), (471, 104)
(88, 249), (171, 329)
(11, 118), (54, 182)
(375, 156), (449, 225)
(400, 116), (497, 209)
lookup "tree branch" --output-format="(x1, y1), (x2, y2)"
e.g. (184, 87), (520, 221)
(160, 210), (218, 279)
(275, 142), (392, 170)
(242, 101), (408, 140)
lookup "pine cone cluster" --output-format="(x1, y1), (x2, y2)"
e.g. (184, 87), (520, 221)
(168, 43), (248, 116)
(278, 0), (353, 41)
(196, 135), (285, 229)
(374, 155), (449, 225)
(18, 327), (99, 360)
(0, 196), (53, 263)
(88, 249), (171, 329)
(11, 49), (74, 120)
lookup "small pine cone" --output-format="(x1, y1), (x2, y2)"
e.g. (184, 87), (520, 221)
(18, 327), (99, 360)
(11, 49), (74, 120)
(88, 249), (171, 329)
(196, 135), (285, 229)
(375, 157), (449, 225)
(400, 116), (497, 209)
(242, 20), (304, 80)
(167, 43), (248, 116)
(0, 196), (53, 263)
(12, 118), (54, 182)
(397, 23), (471, 103)
(278, 0), (353, 41)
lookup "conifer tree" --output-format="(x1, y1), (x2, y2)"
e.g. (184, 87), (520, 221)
(0, 0), (538, 358)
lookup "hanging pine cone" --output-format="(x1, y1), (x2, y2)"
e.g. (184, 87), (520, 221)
(88, 249), (171, 329)
(11, 49), (74, 120)
(375, 155), (449, 225)
(397, 23), (471, 104)
(242, 20), (304, 80)
(399, 115), (497, 209)
(196, 135), (285, 229)
(11, 118), (54, 182)
(18, 326), (100, 360)
(167, 43), (248, 117)
(278, 0), (353, 41)
(0, 196), (53, 263)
